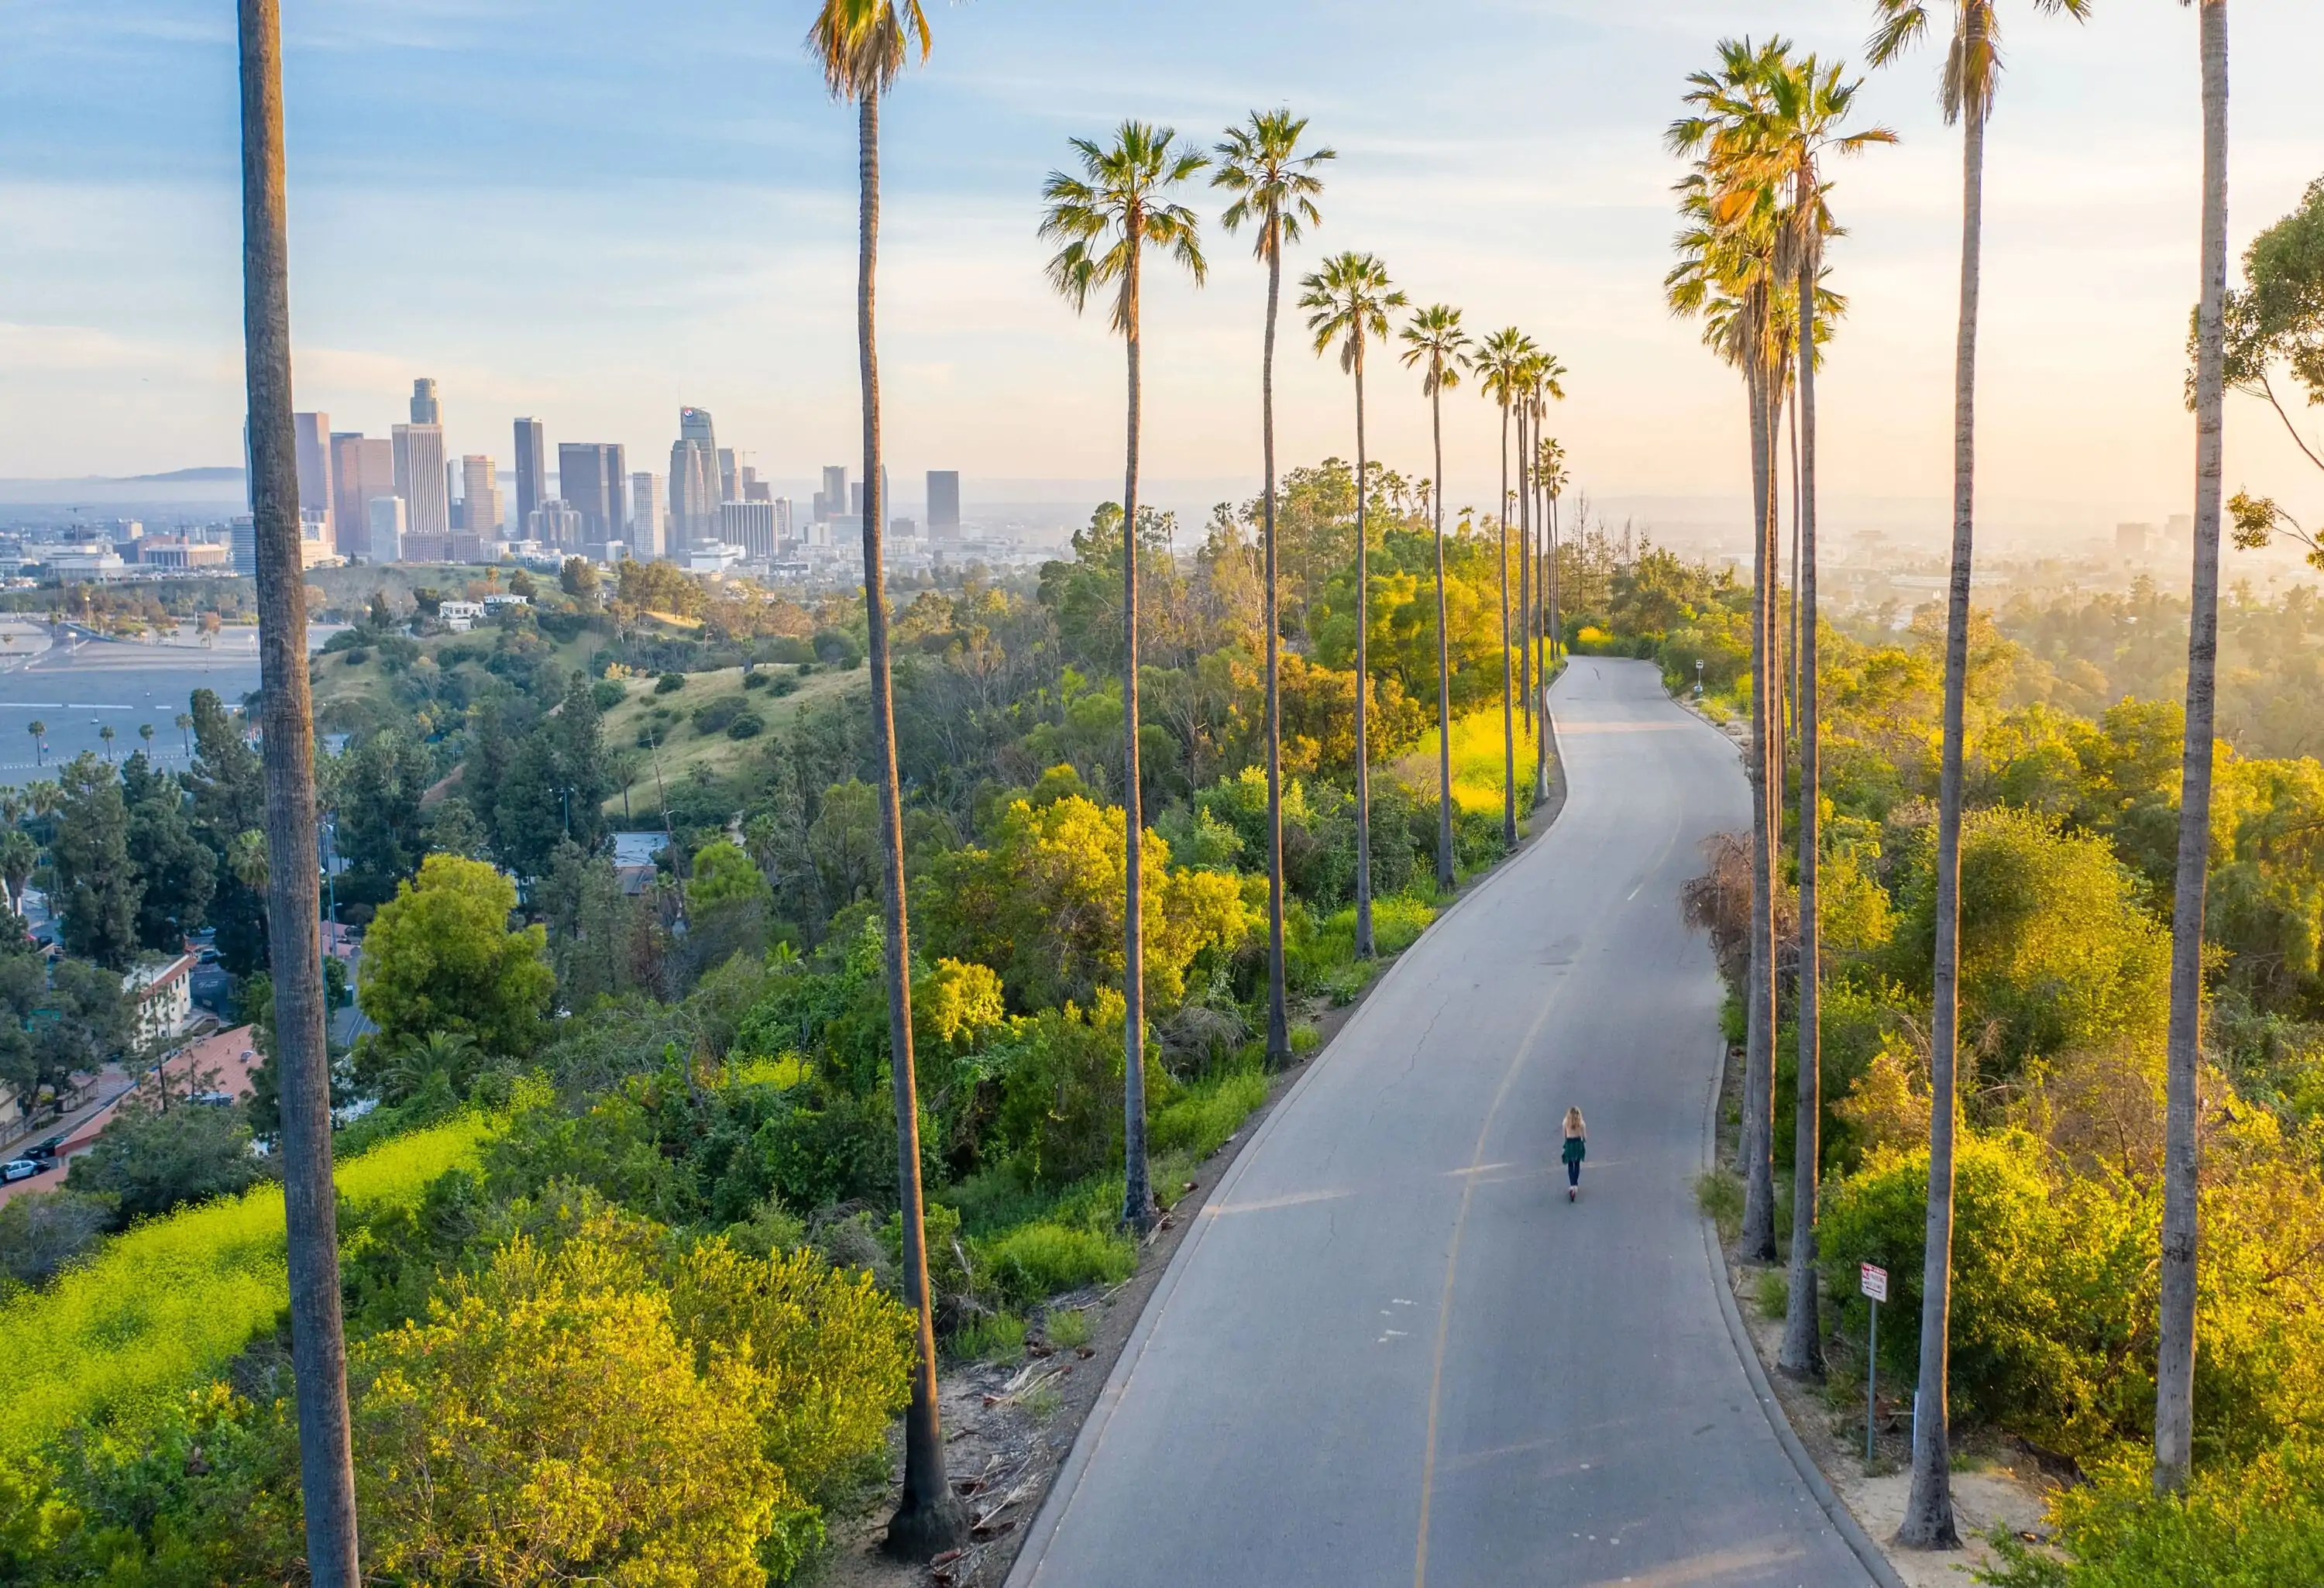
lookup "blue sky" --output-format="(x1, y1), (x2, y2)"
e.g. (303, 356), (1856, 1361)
(5, 0), (2322, 545)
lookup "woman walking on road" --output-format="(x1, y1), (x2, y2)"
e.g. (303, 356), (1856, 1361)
(1562, 1107), (1587, 1201)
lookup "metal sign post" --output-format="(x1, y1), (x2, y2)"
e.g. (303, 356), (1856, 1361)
(1860, 1263), (1889, 1462)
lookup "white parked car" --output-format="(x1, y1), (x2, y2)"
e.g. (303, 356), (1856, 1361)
(2, 1157), (47, 1184)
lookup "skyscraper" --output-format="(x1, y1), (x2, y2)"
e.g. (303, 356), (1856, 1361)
(410, 378), (441, 424)
(367, 497), (405, 563)
(332, 433), (393, 559)
(927, 470), (961, 538)
(820, 466), (847, 520)
(290, 412), (334, 543)
(462, 455), (502, 544)
(721, 500), (776, 559)
(671, 407), (720, 548)
(392, 422), (449, 555)
(630, 473), (667, 559)
(512, 418), (546, 528)
(718, 447), (740, 504)
(558, 442), (627, 545)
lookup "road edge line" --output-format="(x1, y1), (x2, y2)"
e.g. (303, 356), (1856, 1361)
(1696, 1039), (1908, 1588)
(1002, 668), (1596, 1586)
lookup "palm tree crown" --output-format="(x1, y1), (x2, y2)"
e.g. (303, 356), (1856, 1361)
(806, 0), (933, 101)
(1212, 109), (1334, 260)
(1301, 252), (1406, 371)
(1040, 123), (1209, 330)
(1868, 0), (2094, 128)
(1400, 303), (1471, 396)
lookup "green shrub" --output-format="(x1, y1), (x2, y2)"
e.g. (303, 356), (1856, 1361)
(590, 679), (626, 710)
(690, 696), (744, 735)
(1695, 1169), (1743, 1242)
(1819, 1130), (2156, 1462)
(1149, 1066), (1267, 1160)
(1370, 893), (1438, 954)
(1982, 1440), (2324, 1588)
(1045, 1306), (1092, 1350)
(726, 710), (765, 741)
(951, 1311), (1025, 1365)
(1755, 1267), (1788, 1320)
(975, 1222), (1135, 1308)
(655, 671), (687, 694)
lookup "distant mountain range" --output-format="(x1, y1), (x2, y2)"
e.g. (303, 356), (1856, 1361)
(123, 467), (244, 483)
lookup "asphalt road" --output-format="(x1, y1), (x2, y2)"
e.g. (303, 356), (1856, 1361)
(1007, 658), (1872, 1588)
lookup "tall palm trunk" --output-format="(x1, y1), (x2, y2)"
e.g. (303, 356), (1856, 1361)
(237, 5), (358, 1579)
(1518, 405), (1534, 747)
(1899, 85), (1989, 1556)
(1740, 357), (1780, 1266)
(1780, 225), (1826, 1380)
(1788, 398), (1803, 746)
(1353, 351), (1376, 958)
(859, 90), (963, 1561)
(1430, 394), (1456, 893)
(1121, 230), (1157, 1233)
(1497, 402), (1516, 846)
(1262, 241), (1291, 1067)
(2157, 0), (2229, 1497)
(1541, 468), (1556, 799)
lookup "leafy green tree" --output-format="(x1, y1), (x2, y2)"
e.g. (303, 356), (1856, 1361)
(332, 730), (435, 908)
(64, 1096), (270, 1227)
(1867, 0), (2096, 1545)
(916, 788), (1253, 1016)
(121, 751), (215, 952)
(494, 679), (610, 880)
(360, 854), (553, 1060)
(1041, 118), (1210, 1233)
(1215, 108), (1332, 1068)
(0, 829), (35, 917)
(1399, 302), (1471, 893)
(184, 689), (268, 975)
(0, 1188), (112, 1289)
(48, 753), (140, 971)
(354, 1225), (782, 1586)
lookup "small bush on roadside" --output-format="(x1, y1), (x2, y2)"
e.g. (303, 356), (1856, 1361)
(976, 1222), (1134, 1308)
(1045, 1306), (1092, 1350)
(951, 1311), (1025, 1365)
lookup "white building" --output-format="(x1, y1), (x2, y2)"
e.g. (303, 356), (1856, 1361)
(123, 954), (196, 1049)
(438, 600), (486, 632)
(367, 497), (406, 563)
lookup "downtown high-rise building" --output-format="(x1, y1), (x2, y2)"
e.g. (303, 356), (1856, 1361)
(720, 500), (776, 560)
(670, 407), (721, 548)
(820, 466), (847, 521)
(512, 418), (546, 528)
(717, 447), (740, 505)
(557, 442), (627, 546)
(331, 432), (393, 559)
(462, 455), (502, 544)
(290, 412), (333, 543)
(630, 473), (667, 559)
(927, 470), (961, 539)
(410, 378), (441, 424)
(367, 497), (406, 563)
(392, 421), (449, 556)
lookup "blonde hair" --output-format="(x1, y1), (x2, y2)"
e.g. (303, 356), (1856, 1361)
(1563, 1107), (1586, 1136)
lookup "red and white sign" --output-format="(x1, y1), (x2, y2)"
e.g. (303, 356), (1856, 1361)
(1860, 1263), (1889, 1303)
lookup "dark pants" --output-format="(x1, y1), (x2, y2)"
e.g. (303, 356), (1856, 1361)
(1566, 1158), (1582, 1188)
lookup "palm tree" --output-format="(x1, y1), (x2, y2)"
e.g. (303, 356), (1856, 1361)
(26, 721), (43, 768)
(1474, 328), (1536, 847)
(805, 0), (963, 1557)
(2157, 0), (2229, 1497)
(1301, 253), (1405, 959)
(1750, 47), (1896, 1386)
(0, 830), (36, 917)
(98, 724), (115, 763)
(1041, 122), (1209, 1234)
(383, 1029), (480, 1102)
(1668, 40), (1789, 1269)
(1400, 304), (1472, 894)
(138, 723), (155, 759)
(176, 712), (193, 758)
(1215, 108), (1333, 1070)
(1866, 0), (2092, 1547)
(237, 0), (358, 1576)
(1522, 357), (1566, 800)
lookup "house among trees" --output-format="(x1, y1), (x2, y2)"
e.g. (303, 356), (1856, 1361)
(122, 954), (195, 1050)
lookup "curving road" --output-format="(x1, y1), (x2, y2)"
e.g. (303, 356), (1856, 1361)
(1006, 658), (1872, 1588)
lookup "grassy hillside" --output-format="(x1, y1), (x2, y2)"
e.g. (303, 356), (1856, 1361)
(0, 1114), (495, 1457)
(600, 663), (865, 818)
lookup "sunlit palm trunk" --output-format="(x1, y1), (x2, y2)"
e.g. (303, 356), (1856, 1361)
(1353, 352), (1376, 957)
(1121, 228), (1157, 1234)
(1741, 358), (1780, 1266)
(1262, 240), (1291, 1067)
(1497, 401), (1515, 846)
(1518, 406), (1534, 748)
(1901, 81), (1988, 1557)
(1780, 223), (1825, 1380)
(859, 89), (964, 1559)
(1430, 394), (1456, 893)
(2157, 0), (2229, 1497)
(237, 3), (358, 1578)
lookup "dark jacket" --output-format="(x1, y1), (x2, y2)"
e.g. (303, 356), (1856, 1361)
(1562, 1133), (1587, 1166)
